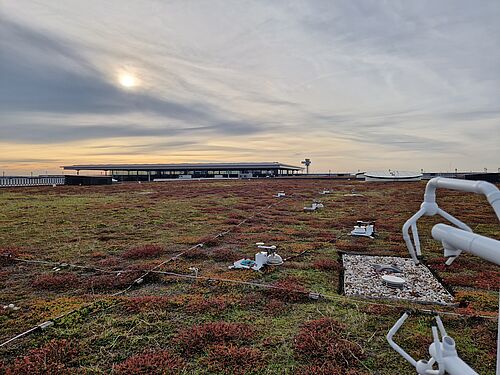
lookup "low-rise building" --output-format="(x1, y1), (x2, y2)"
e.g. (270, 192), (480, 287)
(62, 162), (303, 182)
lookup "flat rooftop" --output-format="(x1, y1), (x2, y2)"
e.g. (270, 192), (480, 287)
(62, 162), (303, 171)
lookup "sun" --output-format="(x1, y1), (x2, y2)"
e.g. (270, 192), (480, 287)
(118, 72), (137, 88)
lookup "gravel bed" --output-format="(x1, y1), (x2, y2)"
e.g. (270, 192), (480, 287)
(343, 254), (454, 305)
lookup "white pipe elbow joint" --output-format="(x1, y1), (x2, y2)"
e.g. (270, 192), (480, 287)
(415, 360), (434, 374)
(478, 181), (500, 219)
(421, 201), (439, 216)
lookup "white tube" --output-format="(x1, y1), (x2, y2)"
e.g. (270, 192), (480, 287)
(431, 224), (500, 266)
(435, 316), (447, 338)
(428, 336), (478, 375)
(386, 313), (417, 367)
(441, 356), (478, 375)
(425, 177), (500, 220)
(402, 208), (426, 263)
(411, 223), (421, 256)
(437, 208), (472, 233)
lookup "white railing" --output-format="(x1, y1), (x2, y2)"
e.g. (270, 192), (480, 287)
(0, 176), (65, 188)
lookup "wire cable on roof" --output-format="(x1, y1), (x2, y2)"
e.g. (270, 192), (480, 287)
(151, 270), (498, 320)
(4, 186), (495, 353)
(0, 194), (291, 348)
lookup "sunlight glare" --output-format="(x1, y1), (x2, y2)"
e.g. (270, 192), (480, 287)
(119, 73), (137, 88)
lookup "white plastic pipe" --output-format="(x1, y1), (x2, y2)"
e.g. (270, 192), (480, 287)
(398, 178), (500, 374)
(436, 208), (472, 233)
(386, 313), (417, 367)
(424, 177), (500, 219)
(441, 357), (479, 375)
(402, 208), (426, 263)
(411, 223), (421, 256)
(429, 336), (478, 375)
(431, 223), (500, 374)
(431, 224), (500, 266)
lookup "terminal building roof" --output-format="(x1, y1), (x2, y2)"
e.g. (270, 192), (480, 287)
(62, 162), (303, 171)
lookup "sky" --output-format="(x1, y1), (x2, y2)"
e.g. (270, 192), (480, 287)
(0, 0), (499, 175)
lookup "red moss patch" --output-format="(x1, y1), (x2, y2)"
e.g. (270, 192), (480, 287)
(87, 272), (142, 291)
(5, 339), (78, 375)
(361, 304), (394, 316)
(223, 218), (242, 225)
(315, 232), (337, 242)
(185, 296), (228, 314)
(182, 247), (208, 260)
(97, 256), (122, 268)
(442, 273), (476, 289)
(203, 344), (263, 375)
(236, 292), (262, 308)
(123, 296), (177, 313)
(474, 271), (500, 290)
(33, 273), (79, 291)
(266, 277), (308, 302)
(299, 363), (368, 375)
(113, 350), (185, 375)
(227, 213), (246, 220)
(313, 257), (341, 271)
(335, 240), (370, 252)
(455, 290), (499, 312)
(211, 247), (240, 262)
(174, 322), (255, 355)
(264, 299), (286, 316)
(294, 317), (364, 368)
(197, 236), (220, 247)
(122, 244), (164, 259)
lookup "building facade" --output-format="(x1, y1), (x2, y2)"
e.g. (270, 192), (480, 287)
(62, 162), (303, 182)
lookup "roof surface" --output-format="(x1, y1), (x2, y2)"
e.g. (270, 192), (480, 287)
(364, 171), (422, 178)
(62, 162), (303, 171)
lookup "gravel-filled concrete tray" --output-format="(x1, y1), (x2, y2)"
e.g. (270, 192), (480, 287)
(342, 254), (454, 305)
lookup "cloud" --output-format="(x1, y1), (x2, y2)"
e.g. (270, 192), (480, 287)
(332, 130), (458, 152)
(0, 17), (212, 120)
(0, 16), (271, 141)
(0, 158), (62, 163)
(0, 121), (268, 144)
